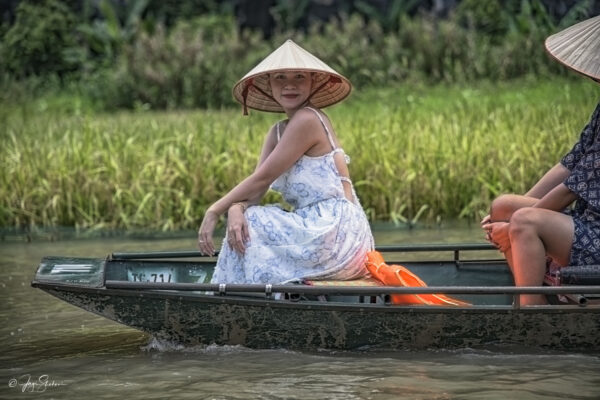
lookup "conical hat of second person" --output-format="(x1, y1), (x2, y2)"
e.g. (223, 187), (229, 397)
(232, 40), (352, 114)
(545, 15), (600, 80)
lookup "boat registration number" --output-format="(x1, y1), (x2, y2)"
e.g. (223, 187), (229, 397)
(127, 269), (173, 283)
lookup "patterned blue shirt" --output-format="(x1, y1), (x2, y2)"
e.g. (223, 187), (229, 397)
(560, 102), (600, 215)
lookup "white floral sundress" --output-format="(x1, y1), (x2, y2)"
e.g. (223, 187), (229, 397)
(211, 107), (374, 284)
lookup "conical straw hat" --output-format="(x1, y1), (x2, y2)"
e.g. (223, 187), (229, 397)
(545, 15), (600, 81)
(232, 40), (352, 114)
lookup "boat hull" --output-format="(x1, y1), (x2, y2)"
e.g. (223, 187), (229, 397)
(39, 284), (600, 351)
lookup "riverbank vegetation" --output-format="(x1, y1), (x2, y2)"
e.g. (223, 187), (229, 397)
(2, 78), (597, 230)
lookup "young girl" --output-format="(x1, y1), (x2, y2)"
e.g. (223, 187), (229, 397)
(198, 40), (374, 284)
(482, 15), (600, 305)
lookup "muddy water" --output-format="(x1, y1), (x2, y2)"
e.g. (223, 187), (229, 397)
(1, 225), (599, 399)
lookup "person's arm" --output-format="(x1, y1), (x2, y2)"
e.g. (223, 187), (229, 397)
(526, 163), (570, 199)
(533, 183), (577, 211)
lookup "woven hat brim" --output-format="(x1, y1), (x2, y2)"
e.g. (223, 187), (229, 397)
(545, 15), (600, 80)
(232, 40), (352, 113)
(234, 69), (352, 113)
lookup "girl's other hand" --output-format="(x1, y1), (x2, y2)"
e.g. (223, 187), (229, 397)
(198, 209), (219, 256)
(227, 204), (250, 255)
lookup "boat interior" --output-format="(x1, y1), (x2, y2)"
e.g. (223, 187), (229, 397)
(33, 244), (600, 308)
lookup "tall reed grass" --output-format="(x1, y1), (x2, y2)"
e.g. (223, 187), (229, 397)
(1, 78), (598, 230)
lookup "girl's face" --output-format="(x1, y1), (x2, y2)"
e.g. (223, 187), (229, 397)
(269, 71), (313, 114)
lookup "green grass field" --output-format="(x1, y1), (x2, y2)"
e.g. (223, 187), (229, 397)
(1, 77), (598, 230)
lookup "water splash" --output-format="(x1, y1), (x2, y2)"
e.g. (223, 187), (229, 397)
(141, 336), (254, 354)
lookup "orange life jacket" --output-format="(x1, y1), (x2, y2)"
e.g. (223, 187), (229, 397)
(366, 251), (470, 306)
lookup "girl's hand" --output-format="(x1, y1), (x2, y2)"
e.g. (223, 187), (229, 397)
(227, 204), (250, 254)
(482, 221), (511, 253)
(198, 209), (219, 256)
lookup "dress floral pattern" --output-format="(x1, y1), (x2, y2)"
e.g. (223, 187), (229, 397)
(560, 101), (600, 266)
(211, 108), (374, 284)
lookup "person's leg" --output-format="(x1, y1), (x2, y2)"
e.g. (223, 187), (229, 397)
(509, 208), (574, 305)
(488, 195), (538, 274)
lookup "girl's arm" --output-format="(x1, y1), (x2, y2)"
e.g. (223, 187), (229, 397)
(198, 110), (324, 255)
(233, 122), (279, 210)
(207, 110), (323, 216)
(222, 123), (278, 254)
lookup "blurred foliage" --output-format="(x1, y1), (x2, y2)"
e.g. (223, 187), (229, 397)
(270, 0), (312, 29)
(90, 15), (269, 110)
(0, 0), (79, 77)
(455, 0), (511, 39)
(143, 0), (234, 26)
(353, 0), (421, 32)
(74, 0), (151, 69)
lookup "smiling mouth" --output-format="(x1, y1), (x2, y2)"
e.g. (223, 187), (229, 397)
(282, 94), (299, 99)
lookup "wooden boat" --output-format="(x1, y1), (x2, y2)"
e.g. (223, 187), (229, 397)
(31, 244), (600, 351)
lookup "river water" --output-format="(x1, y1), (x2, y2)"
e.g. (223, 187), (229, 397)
(1, 225), (599, 399)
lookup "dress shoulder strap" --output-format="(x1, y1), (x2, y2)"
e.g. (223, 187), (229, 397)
(303, 107), (336, 150)
(276, 121), (281, 142)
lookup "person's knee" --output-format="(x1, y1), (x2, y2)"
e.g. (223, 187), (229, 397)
(509, 208), (538, 238)
(490, 194), (519, 220)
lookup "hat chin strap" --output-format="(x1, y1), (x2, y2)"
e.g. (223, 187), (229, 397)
(241, 79), (253, 115)
(241, 75), (342, 115)
(242, 78), (277, 116)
